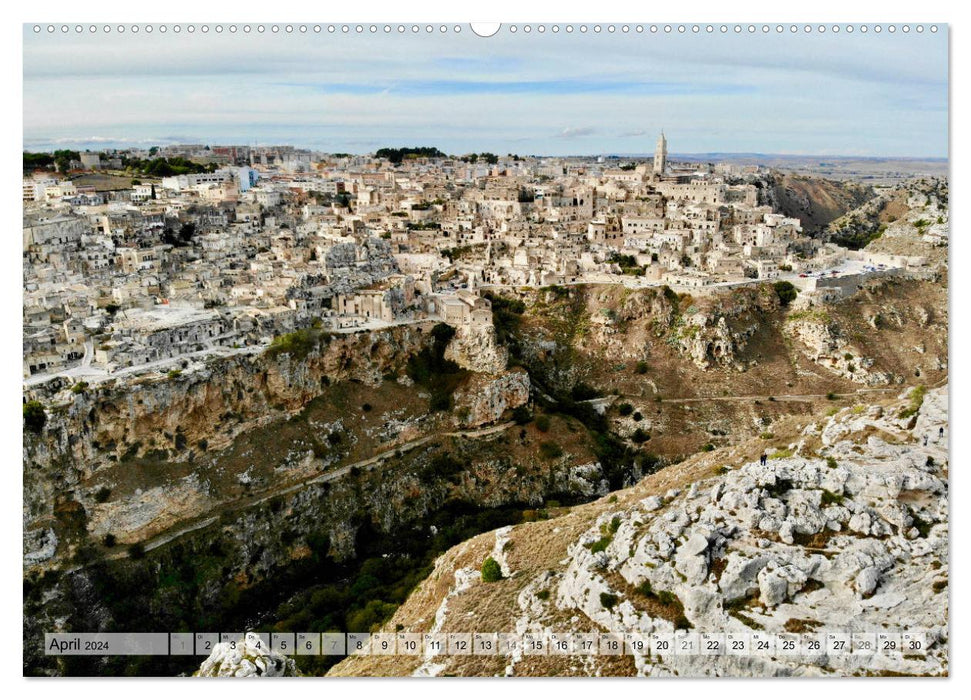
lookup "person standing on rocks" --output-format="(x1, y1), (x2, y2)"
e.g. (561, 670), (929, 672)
(760, 452), (767, 466)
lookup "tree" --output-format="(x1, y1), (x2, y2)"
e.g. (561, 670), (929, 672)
(481, 556), (503, 582)
(773, 280), (798, 307)
(23, 400), (46, 434)
(375, 146), (445, 164)
(511, 405), (532, 425)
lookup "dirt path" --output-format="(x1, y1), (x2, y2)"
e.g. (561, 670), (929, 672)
(618, 381), (946, 405)
(657, 387), (901, 404)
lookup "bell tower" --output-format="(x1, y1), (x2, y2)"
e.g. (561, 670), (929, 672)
(653, 131), (667, 174)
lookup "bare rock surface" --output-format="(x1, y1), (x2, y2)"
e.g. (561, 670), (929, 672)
(196, 632), (300, 677)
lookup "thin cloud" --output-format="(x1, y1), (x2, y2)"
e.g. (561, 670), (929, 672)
(558, 127), (596, 139)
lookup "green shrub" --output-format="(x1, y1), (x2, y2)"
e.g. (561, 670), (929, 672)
(127, 542), (146, 560)
(631, 428), (650, 444)
(511, 405), (532, 425)
(94, 486), (111, 503)
(539, 441), (563, 459)
(587, 536), (612, 553)
(71, 381), (89, 394)
(571, 383), (600, 401)
(600, 592), (619, 610)
(826, 456), (838, 469)
(638, 452), (662, 474)
(618, 402), (634, 417)
(23, 400), (46, 434)
(898, 384), (927, 419)
(635, 361), (649, 374)
(820, 490), (844, 506)
(534, 414), (551, 432)
(102, 534), (116, 548)
(773, 280), (798, 306)
(481, 556), (503, 583)
(266, 327), (326, 360)
(632, 411), (643, 422)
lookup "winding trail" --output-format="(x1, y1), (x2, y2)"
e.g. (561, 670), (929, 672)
(612, 381), (947, 405)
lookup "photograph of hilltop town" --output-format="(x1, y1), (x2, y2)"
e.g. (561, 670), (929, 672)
(22, 23), (948, 678)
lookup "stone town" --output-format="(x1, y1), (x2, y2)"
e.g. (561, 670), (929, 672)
(23, 135), (924, 381)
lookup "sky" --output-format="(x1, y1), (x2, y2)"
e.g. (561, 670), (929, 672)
(22, 25), (949, 158)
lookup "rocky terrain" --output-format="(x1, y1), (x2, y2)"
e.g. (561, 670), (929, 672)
(330, 385), (949, 677)
(500, 273), (946, 465)
(196, 633), (300, 677)
(760, 172), (874, 234)
(23, 190), (948, 676)
(827, 177), (948, 263)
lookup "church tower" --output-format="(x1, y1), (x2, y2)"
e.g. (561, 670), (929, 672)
(653, 131), (667, 174)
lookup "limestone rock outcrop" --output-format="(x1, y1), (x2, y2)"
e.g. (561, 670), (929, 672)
(786, 313), (889, 384)
(444, 322), (508, 375)
(452, 369), (530, 427)
(196, 633), (300, 677)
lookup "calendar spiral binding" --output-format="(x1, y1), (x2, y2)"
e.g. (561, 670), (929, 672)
(29, 23), (942, 37)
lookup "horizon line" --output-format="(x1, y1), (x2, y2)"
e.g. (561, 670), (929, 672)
(20, 144), (948, 162)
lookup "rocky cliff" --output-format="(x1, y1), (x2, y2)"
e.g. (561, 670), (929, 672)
(445, 321), (509, 375)
(23, 320), (537, 570)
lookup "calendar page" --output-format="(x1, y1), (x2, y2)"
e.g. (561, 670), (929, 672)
(21, 14), (949, 681)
